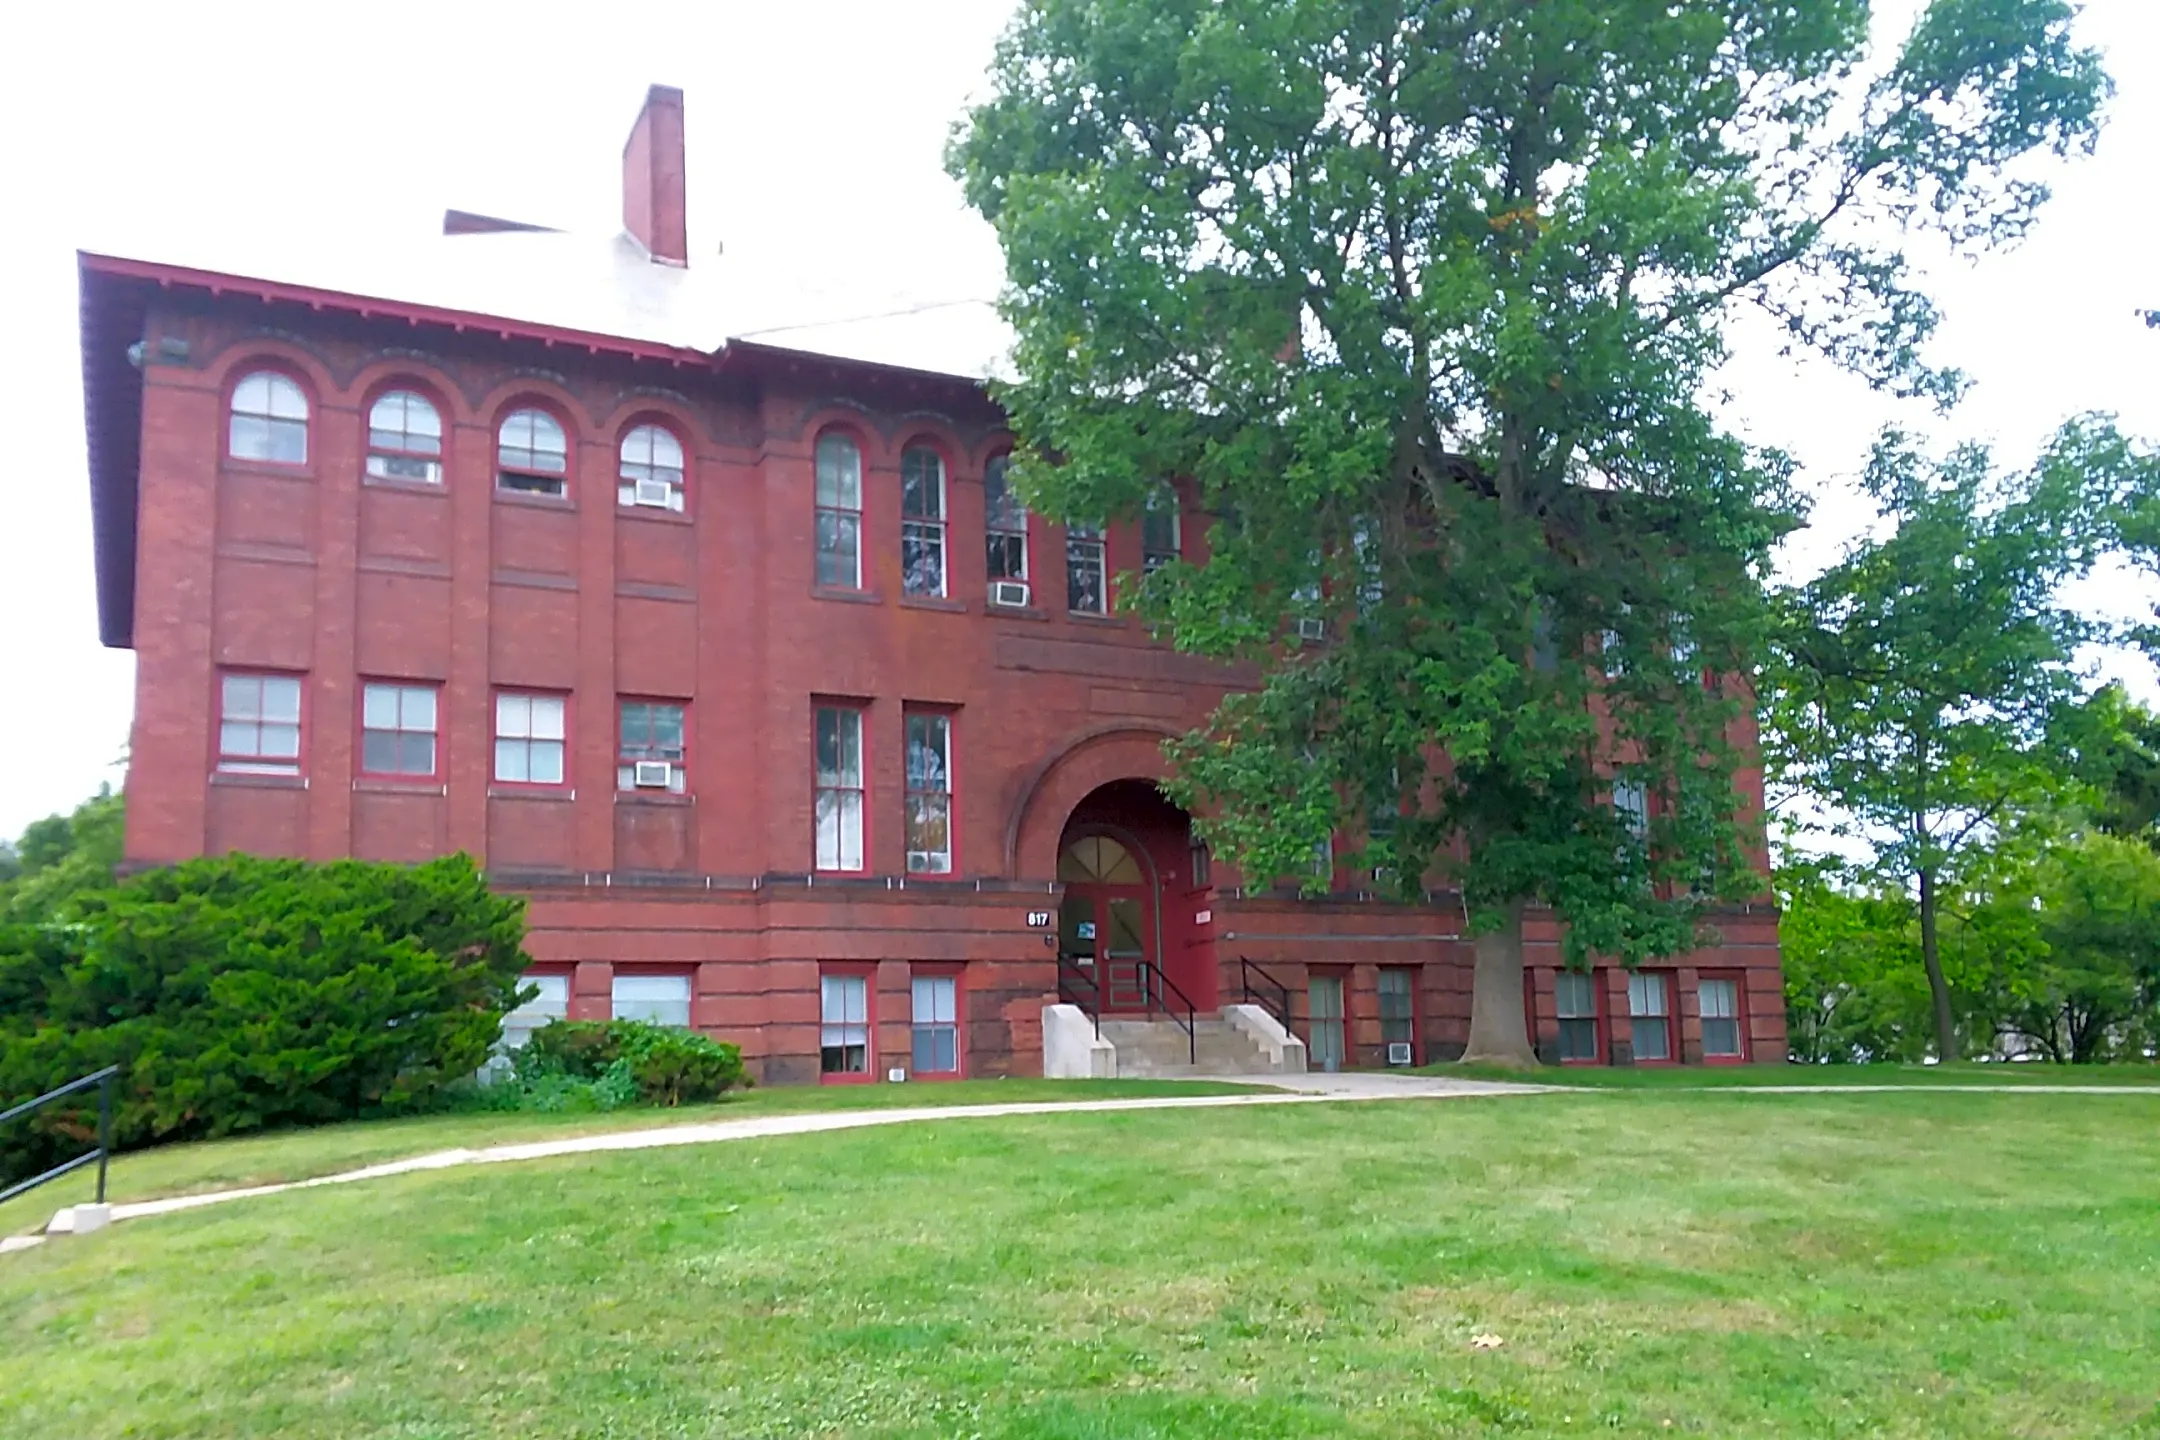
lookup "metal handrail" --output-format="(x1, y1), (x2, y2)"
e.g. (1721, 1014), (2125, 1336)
(1, 1064), (120, 1208)
(1138, 961), (1199, 1065)
(1056, 955), (1103, 1037)
(1240, 956), (1298, 1039)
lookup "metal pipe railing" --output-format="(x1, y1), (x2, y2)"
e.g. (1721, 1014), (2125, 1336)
(0, 1064), (119, 1208)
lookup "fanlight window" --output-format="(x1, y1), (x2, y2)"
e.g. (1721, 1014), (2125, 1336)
(366, 390), (443, 483)
(229, 371), (309, 463)
(1058, 835), (1144, 884)
(618, 424), (685, 511)
(498, 408), (569, 497)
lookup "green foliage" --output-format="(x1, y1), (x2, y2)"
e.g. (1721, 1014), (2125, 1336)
(492, 1019), (748, 1111)
(0, 787), (125, 924)
(949, 0), (2109, 1057)
(0, 852), (530, 1181)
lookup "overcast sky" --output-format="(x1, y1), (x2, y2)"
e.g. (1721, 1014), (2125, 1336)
(0, 0), (2153, 843)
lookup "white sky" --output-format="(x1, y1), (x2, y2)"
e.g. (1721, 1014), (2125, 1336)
(0, 0), (2153, 842)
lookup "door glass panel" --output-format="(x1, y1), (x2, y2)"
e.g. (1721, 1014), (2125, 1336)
(1309, 975), (1346, 1073)
(1105, 897), (1144, 957)
(1059, 894), (1097, 964)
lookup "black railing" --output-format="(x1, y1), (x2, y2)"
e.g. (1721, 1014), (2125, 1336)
(1057, 955), (1103, 1037)
(1239, 957), (1299, 1040)
(1, 1065), (119, 1208)
(1137, 960), (1199, 1066)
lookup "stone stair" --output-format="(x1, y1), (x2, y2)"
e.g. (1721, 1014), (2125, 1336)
(1097, 1016), (1288, 1078)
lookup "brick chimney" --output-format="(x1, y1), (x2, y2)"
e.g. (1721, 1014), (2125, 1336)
(622, 84), (688, 266)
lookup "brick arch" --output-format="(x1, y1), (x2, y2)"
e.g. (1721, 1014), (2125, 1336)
(1006, 722), (1182, 879)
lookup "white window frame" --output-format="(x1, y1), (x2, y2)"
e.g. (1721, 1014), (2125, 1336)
(229, 371), (309, 464)
(365, 389), (443, 483)
(904, 711), (953, 874)
(360, 682), (439, 778)
(1699, 977), (1744, 1058)
(984, 454), (1028, 587)
(1628, 971), (1672, 1062)
(611, 972), (692, 1028)
(815, 432), (864, 589)
(911, 974), (960, 1076)
(814, 706), (866, 872)
(493, 692), (567, 785)
(1066, 523), (1106, 614)
(900, 445), (948, 597)
(618, 423), (686, 512)
(218, 672), (303, 775)
(821, 972), (871, 1075)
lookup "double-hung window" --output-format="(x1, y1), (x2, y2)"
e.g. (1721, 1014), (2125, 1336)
(613, 973), (691, 1028)
(900, 445), (947, 596)
(618, 700), (686, 792)
(366, 390), (442, 483)
(618, 424), (686, 511)
(500, 973), (569, 1052)
(1628, 971), (1672, 1062)
(821, 972), (870, 1077)
(229, 372), (309, 464)
(1066, 523), (1106, 614)
(911, 974), (960, 1077)
(984, 454), (1028, 598)
(360, 682), (438, 778)
(1555, 971), (1599, 1062)
(1378, 968), (1416, 1062)
(904, 711), (953, 874)
(494, 692), (566, 785)
(218, 673), (302, 775)
(498, 408), (568, 497)
(814, 706), (866, 871)
(1142, 487), (1180, 574)
(815, 433), (863, 588)
(1699, 977), (1744, 1058)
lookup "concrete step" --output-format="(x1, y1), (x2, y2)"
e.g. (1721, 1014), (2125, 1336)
(1098, 1017), (1286, 1078)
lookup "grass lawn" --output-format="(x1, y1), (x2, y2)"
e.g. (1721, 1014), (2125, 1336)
(0, 1078), (1255, 1237)
(1436, 1059), (2160, 1088)
(5, 1091), (2159, 1438)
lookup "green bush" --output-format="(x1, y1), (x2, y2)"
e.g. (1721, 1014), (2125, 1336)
(0, 853), (530, 1182)
(513, 1019), (746, 1107)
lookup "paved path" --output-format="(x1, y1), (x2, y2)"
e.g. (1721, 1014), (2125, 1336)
(8, 1073), (2153, 1256)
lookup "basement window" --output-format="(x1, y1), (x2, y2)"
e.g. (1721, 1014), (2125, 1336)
(1555, 970), (1599, 1063)
(1628, 971), (1672, 1063)
(612, 972), (691, 1028)
(497, 408), (569, 497)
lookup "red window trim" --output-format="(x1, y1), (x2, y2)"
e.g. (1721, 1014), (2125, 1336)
(909, 965), (965, 1080)
(1377, 964), (1419, 1063)
(818, 963), (878, 1085)
(491, 687), (572, 792)
(492, 399), (575, 500)
(215, 668), (308, 778)
(898, 441), (952, 600)
(1695, 969), (1751, 1064)
(223, 363), (314, 471)
(1626, 969), (1679, 1068)
(616, 416), (691, 517)
(902, 704), (959, 879)
(355, 678), (443, 783)
(617, 695), (689, 793)
(360, 380), (449, 486)
(812, 699), (870, 875)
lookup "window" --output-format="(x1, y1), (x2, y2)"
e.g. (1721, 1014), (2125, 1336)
(1188, 835), (1212, 889)
(497, 408), (568, 497)
(1066, 523), (1106, 614)
(1602, 602), (1632, 675)
(229, 371), (308, 464)
(1379, 967), (1415, 1059)
(360, 682), (438, 778)
(1555, 971), (1599, 1062)
(904, 711), (953, 874)
(501, 973), (569, 1051)
(814, 706), (866, 871)
(900, 445), (947, 596)
(820, 972), (870, 1076)
(984, 454), (1028, 593)
(494, 692), (566, 785)
(1308, 974), (1346, 1073)
(1613, 780), (1649, 841)
(815, 432), (863, 588)
(366, 390), (442, 483)
(911, 973), (959, 1076)
(218, 672), (302, 774)
(1142, 487), (1180, 574)
(613, 972), (691, 1028)
(619, 424), (685, 511)
(1700, 977), (1744, 1058)
(618, 700), (686, 793)
(1628, 971), (1672, 1062)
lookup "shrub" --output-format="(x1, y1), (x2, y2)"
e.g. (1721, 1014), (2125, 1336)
(514, 1019), (746, 1107)
(0, 853), (530, 1181)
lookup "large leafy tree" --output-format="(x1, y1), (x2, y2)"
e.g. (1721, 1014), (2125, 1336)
(952, 0), (2107, 1062)
(1766, 423), (2133, 1062)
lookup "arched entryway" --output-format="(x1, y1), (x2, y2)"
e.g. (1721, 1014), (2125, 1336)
(1056, 780), (1215, 1014)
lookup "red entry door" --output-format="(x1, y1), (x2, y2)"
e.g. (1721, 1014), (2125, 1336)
(1057, 835), (1155, 1013)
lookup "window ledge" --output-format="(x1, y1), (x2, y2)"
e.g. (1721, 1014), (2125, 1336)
(1067, 611), (1125, 628)
(616, 790), (694, 807)
(493, 488), (575, 511)
(987, 602), (1049, 622)
(899, 594), (969, 614)
(616, 505), (693, 527)
(811, 586), (883, 606)
(362, 476), (449, 498)
(211, 770), (307, 790)
(488, 786), (577, 800)
(220, 459), (315, 482)
(354, 778), (447, 795)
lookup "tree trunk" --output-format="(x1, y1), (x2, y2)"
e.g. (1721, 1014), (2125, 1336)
(1461, 897), (1538, 1067)
(1917, 867), (1958, 1064)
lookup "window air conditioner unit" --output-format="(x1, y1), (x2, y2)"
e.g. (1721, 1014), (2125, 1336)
(633, 477), (674, 508)
(1386, 1041), (1413, 1066)
(1296, 617), (1328, 642)
(989, 578), (1031, 608)
(632, 760), (674, 789)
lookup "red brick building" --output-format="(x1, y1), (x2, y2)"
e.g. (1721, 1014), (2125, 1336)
(78, 86), (1785, 1082)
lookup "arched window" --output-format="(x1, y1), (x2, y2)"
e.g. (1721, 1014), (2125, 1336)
(228, 371), (308, 464)
(814, 431), (863, 588)
(497, 408), (568, 497)
(366, 390), (443, 483)
(618, 424), (685, 512)
(900, 444), (947, 597)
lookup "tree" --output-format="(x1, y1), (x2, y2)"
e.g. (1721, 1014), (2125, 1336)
(1767, 423), (2136, 1062)
(0, 787), (126, 924)
(1984, 832), (2160, 1062)
(952, 0), (2107, 1061)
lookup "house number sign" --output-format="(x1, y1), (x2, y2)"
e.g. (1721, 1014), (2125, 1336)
(1026, 910), (1052, 928)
